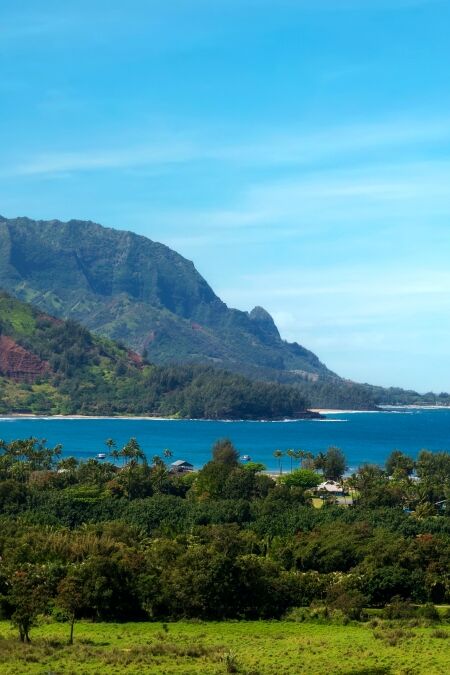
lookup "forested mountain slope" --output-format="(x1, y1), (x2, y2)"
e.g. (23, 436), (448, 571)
(0, 216), (331, 382)
(0, 292), (315, 418)
(1, 216), (447, 409)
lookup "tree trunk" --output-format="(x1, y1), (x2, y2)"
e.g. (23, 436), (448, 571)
(69, 616), (75, 645)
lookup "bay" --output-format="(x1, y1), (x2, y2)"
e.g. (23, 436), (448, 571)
(0, 408), (449, 471)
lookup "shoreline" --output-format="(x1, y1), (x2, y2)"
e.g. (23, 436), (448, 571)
(310, 409), (376, 415)
(311, 405), (450, 414)
(1, 405), (448, 421)
(0, 414), (318, 422)
(378, 404), (450, 410)
(0, 414), (178, 421)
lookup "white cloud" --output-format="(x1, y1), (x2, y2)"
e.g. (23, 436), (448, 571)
(6, 115), (450, 178)
(151, 158), (450, 243)
(10, 141), (199, 177)
(217, 266), (450, 342)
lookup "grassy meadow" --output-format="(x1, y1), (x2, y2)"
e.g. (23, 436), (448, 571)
(0, 619), (449, 675)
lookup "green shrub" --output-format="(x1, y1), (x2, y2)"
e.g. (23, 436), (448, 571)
(382, 597), (415, 620)
(417, 603), (440, 623)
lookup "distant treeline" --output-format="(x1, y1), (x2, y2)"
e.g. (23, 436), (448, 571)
(285, 378), (450, 410)
(0, 437), (449, 643)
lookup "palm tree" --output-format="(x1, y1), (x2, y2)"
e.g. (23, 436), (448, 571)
(105, 438), (120, 466)
(57, 456), (79, 474)
(286, 449), (295, 473)
(111, 447), (121, 466)
(314, 451), (326, 474)
(152, 455), (165, 468)
(302, 451), (315, 470)
(273, 449), (284, 475)
(346, 473), (359, 505)
(117, 439), (146, 499)
(294, 449), (305, 469)
(163, 448), (173, 463)
(120, 438), (146, 466)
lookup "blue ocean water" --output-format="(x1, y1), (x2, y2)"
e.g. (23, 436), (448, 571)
(0, 409), (449, 471)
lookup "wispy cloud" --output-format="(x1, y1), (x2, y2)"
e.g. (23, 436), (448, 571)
(212, 118), (450, 166)
(153, 157), (450, 240)
(6, 115), (450, 178)
(9, 142), (198, 177)
(219, 267), (450, 305)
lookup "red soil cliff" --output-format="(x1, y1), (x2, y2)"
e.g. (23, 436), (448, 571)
(0, 335), (49, 383)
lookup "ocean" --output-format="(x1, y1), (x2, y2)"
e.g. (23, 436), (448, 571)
(0, 408), (449, 472)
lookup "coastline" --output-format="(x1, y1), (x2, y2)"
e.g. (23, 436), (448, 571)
(310, 409), (378, 414)
(1, 405), (448, 421)
(378, 404), (450, 410)
(0, 414), (177, 421)
(0, 410), (322, 422)
(311, 405), (450, 414)
(0, 414), (317, 422)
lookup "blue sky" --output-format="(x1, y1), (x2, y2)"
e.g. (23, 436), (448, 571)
(1, 0), (450, 391)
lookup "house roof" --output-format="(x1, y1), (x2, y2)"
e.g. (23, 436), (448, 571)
(317, 480), (343, 492)
(171, 460), (194, 467)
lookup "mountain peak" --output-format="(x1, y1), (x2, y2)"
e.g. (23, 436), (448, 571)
(0, 215), (332, 382)
(249, 306), (280, 339)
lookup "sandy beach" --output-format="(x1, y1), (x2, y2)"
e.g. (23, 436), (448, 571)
(0, 414), (177, 421)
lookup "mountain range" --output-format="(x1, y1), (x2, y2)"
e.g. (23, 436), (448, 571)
(0, 215), (447, 410)
(0, 216), (335, 380)
(0, 291), (315, 418)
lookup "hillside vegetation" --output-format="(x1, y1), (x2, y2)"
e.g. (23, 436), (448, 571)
(0, 292), (312, 418)
(0, 216), (331, 380)
(1, 216), (448, 410)
(0, 438), (449, 672)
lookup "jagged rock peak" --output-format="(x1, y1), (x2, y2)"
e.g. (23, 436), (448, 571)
(249, 306), (280, 338)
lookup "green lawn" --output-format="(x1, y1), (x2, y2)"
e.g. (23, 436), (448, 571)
(0, 619), (449, 674)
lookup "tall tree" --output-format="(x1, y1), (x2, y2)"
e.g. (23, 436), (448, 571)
(385, 450), (415, 478)
(323, 447), (347, 481)
(286, 449), (295, 473)
(106, 438), (120, 465)
(212, 439), (239, 467)
(7, 565), (49, 643)
(273, 449), (284, 475)
(120, 438), (146, 466)
(57, 567), (86, 645)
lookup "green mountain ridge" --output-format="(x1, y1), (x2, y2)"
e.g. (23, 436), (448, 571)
(0, 215), (332, 380)
(0, 291), (316, 418)
(0, 215), (447, 410)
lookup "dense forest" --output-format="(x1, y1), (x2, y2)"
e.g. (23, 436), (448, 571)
(0, 437), (449, 643)
(2, 292), (448, 417)
(0, 292), (313, 419)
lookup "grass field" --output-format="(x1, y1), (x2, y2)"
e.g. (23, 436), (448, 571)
(0, 619), (449, 674)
